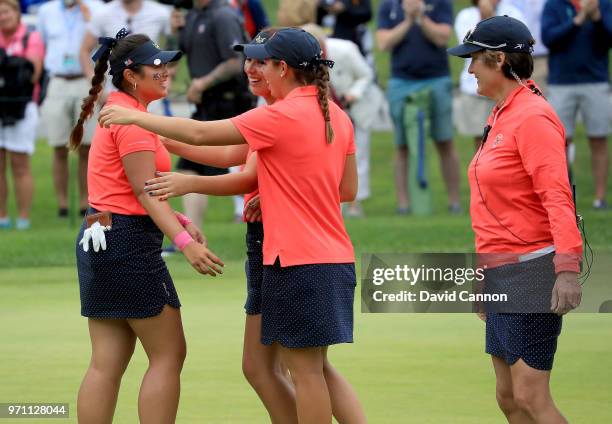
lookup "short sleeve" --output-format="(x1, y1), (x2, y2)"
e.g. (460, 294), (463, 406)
(158, 4), (172, 36)
(87, 8), (105, 38)
(377, 0), (394, 30)
(346, 119), (356, 155)
(454, 9), (473, 42)
(24, 30), (45, 61)
(113, 124), (159, 157)
(213, 9), (244, 61)
(36, 9), (47, 42)
(230, 106), (279, 151)
(431, 0), (453, 25)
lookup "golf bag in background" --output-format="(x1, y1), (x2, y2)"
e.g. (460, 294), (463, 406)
(403, 89), (433, 216)
(0, 46), (34, 126)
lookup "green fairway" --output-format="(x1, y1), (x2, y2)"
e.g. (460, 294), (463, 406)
(1, 264), (611, 423)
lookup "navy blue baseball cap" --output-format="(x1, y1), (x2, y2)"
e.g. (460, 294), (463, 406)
(448, 15), (534, 58)
(233, 29), (274, 52)
(233, 27), (334, 70)
(109, 40), (182, 75)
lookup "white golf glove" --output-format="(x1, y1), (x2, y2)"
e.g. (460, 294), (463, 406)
(79, 221), (108, 252)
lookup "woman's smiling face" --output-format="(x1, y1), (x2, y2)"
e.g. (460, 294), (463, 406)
(132, 63), (170, 102)
(244, 58), (271, 99)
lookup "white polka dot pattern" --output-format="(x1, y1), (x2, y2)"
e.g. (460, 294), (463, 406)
(76, 211), (181, 319)
(260, 261), (356, 348)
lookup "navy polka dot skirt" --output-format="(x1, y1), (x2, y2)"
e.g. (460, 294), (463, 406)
(76, 209), (181, 319)
(260, 260), (356, 348)
(484, 253), (562, 371)
(244, 222), (264, 315)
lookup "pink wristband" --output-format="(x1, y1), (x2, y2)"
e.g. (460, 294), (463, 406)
(175, 212), (192, 227)
(173, 230), (194, 251)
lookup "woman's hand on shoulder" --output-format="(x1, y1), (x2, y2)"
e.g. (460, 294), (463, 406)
(144, 171), (191, 201)
(98, 105), (138, 128)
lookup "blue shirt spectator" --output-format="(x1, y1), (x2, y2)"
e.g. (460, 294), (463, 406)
(377, 0), (452, 79)
(37, 0), (102, 76)
(542, 0), (612, 84)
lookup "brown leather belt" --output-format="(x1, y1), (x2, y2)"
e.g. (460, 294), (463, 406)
(53, 74), (85, 80)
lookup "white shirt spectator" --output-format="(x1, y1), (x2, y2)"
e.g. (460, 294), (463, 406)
(87, 0), (171, 42)
(326, 37), (377, 126)
(507, 0), (548, 56)
(455, 2), (525, 96)
(38, 0), (104, 76)
(325, 36), (382, 202)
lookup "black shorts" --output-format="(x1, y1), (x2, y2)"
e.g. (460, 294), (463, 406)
(260, 260), (356, 348)
(76, 209), (181, 319)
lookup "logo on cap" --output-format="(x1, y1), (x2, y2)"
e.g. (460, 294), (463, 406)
(124, 58), (133, 66)
(254, 34), (266, 44)
(515, 44), (524, 49)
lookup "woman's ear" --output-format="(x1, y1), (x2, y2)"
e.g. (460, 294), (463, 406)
(122, 68), (134, 85)
(496, 52), (506, 70)
(279, 60), (288, 78)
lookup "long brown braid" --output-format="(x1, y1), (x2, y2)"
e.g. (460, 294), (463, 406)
(279, 58), (335, 144)
(69, 34), (149, 150)
(314, 64), (334, 144)
(69, 49), (111, 151)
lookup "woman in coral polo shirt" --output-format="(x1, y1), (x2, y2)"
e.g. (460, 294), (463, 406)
(449, 16), (582, 423)
(144, 29), (301, 423)
(70, 30), (223, 423)
(100, 28), (366, 424)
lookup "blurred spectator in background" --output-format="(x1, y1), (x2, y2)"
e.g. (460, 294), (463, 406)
(19, 0), (47, 14)
(376, 0), (460, 214)
(38, 0), (103, 218)
(0, 0), (44, 230)
(79, 0), (172, 82)
(317, 0), (372, 54)
(542, 0), (612, 209)
(303, 23), (382, 217)
(229, 0), (269, 39)
(170, 0), (254, 238)
(454, 0), (524, 149)
(277, 0), (317, 26)
(507, 0), (549, 92)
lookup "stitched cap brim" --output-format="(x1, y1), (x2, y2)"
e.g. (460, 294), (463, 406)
(239, 43), (271, 60)
(447, 42), (484, 58)
(141, 50), (183, 65)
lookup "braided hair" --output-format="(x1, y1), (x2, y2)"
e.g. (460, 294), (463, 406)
(69, 32), (149, 150)
(292, 63), (334, 144)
